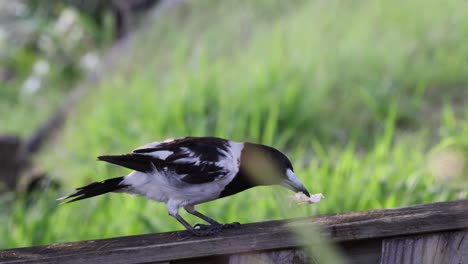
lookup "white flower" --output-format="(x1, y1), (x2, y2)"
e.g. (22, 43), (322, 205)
(54, 9), (77, 34)
(33, 59), (50, 76)
(80, 52), (100, 73)
(22, 76), (42, 95)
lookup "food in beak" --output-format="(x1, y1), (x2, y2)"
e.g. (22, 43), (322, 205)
(290, 192), (324, 204)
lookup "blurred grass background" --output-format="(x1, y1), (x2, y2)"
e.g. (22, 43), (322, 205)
(1, 0), (468, 248)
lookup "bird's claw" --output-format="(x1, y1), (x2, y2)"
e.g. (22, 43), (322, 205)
(187, 222), (240, 236)
(222, 222), (241, 229)
(193, 223), (212, 230)
(193, 222), (240, 230)
(190, 225), (223, 236)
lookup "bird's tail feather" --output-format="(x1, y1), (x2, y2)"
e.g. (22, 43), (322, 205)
(57, 176), (128, 203)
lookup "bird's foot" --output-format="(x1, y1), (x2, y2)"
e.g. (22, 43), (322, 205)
(190, 224), (223, 236)
(193, 223), (213, 230)
(194, 222), (240, 230)
(189, 222), (239, 235)
(222, 222), (241, 229)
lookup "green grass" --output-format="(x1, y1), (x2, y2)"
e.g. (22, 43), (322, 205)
(1, 0), (468, 249)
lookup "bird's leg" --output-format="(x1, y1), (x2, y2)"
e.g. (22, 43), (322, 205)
(172, 213), (196, 231)
(168, 203), (221, 236)
(184, 205), (241, 230)
(184, 205), (220, 226)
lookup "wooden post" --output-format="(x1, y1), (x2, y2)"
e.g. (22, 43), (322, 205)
(0, 135), (22, 190)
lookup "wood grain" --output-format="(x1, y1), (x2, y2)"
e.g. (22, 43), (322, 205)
(0, 200), (466, 264)
(380, 229), (468, 264)
(228, 249), (307, 264)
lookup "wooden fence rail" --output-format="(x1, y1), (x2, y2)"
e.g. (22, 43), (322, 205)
(1, 200), (467, 264)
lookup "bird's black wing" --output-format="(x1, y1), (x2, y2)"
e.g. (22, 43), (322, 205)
(98, 137), (233, 184)
(97, 154), (154, 172)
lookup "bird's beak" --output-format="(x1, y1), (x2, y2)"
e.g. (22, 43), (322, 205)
(281, 169), (310, 197)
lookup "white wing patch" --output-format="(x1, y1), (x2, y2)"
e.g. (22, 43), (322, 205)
(216, 141), (243, 176)
(173, 147), (202, 165)
(149, 150), (173, 160)
(174, 157), (202, 165)
(133, 142), (173, 160)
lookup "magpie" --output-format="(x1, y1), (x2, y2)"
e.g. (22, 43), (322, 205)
(58, 137), (311, 236)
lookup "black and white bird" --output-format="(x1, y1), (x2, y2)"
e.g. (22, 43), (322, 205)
(59, 137), (311, 236)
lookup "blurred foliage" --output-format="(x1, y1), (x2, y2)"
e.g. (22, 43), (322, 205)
(0, 0), (109, 135)
(1, 0), (467, 249)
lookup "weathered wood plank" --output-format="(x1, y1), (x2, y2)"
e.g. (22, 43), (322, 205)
(340, 239), (382, 264)
(228, 249), (307, 264)
(380, 229), (468, 264)
(173, 239), (382, 264)
(0, 200), (466, 264)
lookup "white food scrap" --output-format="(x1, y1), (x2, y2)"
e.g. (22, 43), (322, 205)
(290, 192), (325, 204)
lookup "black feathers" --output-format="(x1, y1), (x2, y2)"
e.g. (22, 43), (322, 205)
(59, 177), (128, 203)
(98, 137), (231, 184)
(98, 154), (154, 172)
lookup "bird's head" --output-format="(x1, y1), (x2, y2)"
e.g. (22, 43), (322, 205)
(241, 143), (310, 197)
